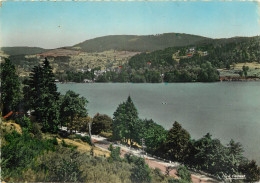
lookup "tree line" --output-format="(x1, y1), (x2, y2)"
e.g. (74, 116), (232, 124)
(1, 58), (193, 183)
(1, 58), (260, 182)
(112, 96), (260, 181)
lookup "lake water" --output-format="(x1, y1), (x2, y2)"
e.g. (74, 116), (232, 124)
(57, 82), (260, 164)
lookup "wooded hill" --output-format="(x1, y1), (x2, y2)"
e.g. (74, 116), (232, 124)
(1, 34), (259, 81)
(128, 36), (260, 70)
(72, 33), (211, 52)
(1, 47), (48, 56)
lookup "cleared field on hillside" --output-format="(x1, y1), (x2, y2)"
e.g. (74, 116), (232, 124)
(233, 62), (260, 70)
(69, 50), (140, 70)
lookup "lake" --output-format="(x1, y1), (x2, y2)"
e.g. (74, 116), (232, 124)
(57, 82), (260, 164)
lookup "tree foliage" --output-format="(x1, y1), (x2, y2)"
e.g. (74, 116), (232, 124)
(59, 90), (88, 133)
(164, 121), (191, 162)
(27, 58), (60, 132)
(1, 58), (21, 116)
(92, 113), (112, 134)
(1, 128), (57, 180)
(239, 160), (260, 182)
(176, 166), (191, 183)
(136, 119), (167, 153)
(113, 96), (139, 145)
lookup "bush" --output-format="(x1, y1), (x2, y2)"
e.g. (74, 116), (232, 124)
(47, 138), (58, 145)
(124, 153), (151, 183)
(69, 134), (92, 145)
(130, 157), (151, 183)
(1, 128), (57, 180)
(92, 113), (112, 134)
(177, 166), (191, 183)
(36, 147), (85, 182)
(61, 139), (77, 150)
(15, 115), (32, 131)
(80, 136), (92, 145)
(108, 144), (121, 162)
(31, 123), (43, 139)
(239, 160), (260, 182)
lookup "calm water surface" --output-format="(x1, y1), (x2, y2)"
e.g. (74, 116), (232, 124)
(57, 82), (260, 164)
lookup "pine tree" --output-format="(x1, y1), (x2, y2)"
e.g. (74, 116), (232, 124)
(28, 58), (60, 132)
(164, 121), (191, 161)
(1, 58), (20, 116)
(113, 102), (127, 142)
(125, 96), (139, 145)
(112, 96), (139, 145)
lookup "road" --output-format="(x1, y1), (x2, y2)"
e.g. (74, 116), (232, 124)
(59, 127), (219, 183)
(91, 135), (219, 183)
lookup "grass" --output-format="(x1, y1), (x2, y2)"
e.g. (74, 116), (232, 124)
(233, 62), (260, 70)
(56, 137), (110, 157)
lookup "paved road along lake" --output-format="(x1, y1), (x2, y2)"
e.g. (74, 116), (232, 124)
(57, 82), (260, 164)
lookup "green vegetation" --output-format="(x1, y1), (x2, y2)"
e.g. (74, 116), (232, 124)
(60, 70), (92, 82)
(108, 144), (121, 162)
(59, 90), (88, 133)
(1, 47), (47, 56)
(3, 36), (260, 83)
(136, 119), (167, 153)
(92, 113), (112, 134)
(112, 96), (260, 181)
(73, 33), (210, 52)
(1, 58), (174, 182)
(1, 58), (21, 116)
(1, 121), (175, 183)
(1, 128), (57, 180)
(26, 58), (60, 132)
(1, 45), (260, 182)
(113, 96), (139, 145)
(176, 166), (192, 183)
(125, 36), (260, 82)
(164, 121), (191, 162)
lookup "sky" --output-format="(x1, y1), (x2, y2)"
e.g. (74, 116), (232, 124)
(0, 1), (259, 49)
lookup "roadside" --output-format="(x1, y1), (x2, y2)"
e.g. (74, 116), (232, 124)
(58, 128), (219, 183)
(91, 135), (219, 183)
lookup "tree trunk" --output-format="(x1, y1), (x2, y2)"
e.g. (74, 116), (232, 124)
(89, 122), (95, 146)
(70, 115), (73, 134)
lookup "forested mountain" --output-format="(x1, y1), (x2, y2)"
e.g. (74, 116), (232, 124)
(73, 33), (211, 52)
(1, 34), (259, 82)
(1, 47), (48, 56)
(128, 36), (260, 69)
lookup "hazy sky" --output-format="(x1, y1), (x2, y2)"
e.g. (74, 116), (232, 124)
(1, 1), (259, 49)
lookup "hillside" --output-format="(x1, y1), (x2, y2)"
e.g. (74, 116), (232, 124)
(1, 47), (48, 56)
(73, 33), (212, 52)
(129, 36), (260, 69)
(1, 34), (259, 81)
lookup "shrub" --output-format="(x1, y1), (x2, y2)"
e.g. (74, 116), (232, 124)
(1, 128), (56, 179)
(47, 138), (58, 145)
(92, 113), (112, 134)
(125, 153), (151, 183)
(15, 115), (32, 131)
(108, 144), (121, 162)
(80, 136), (92, 145)
(61, 139), (77, 150)
(176, 166), (191, 183)
(131, 158), (151, 183)
(239, 160), (260, 182)
(36, 147), (85, 182)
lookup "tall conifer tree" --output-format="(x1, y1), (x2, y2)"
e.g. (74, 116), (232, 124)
(28, 58), (60, 132)
(0, 58), (20, 116)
